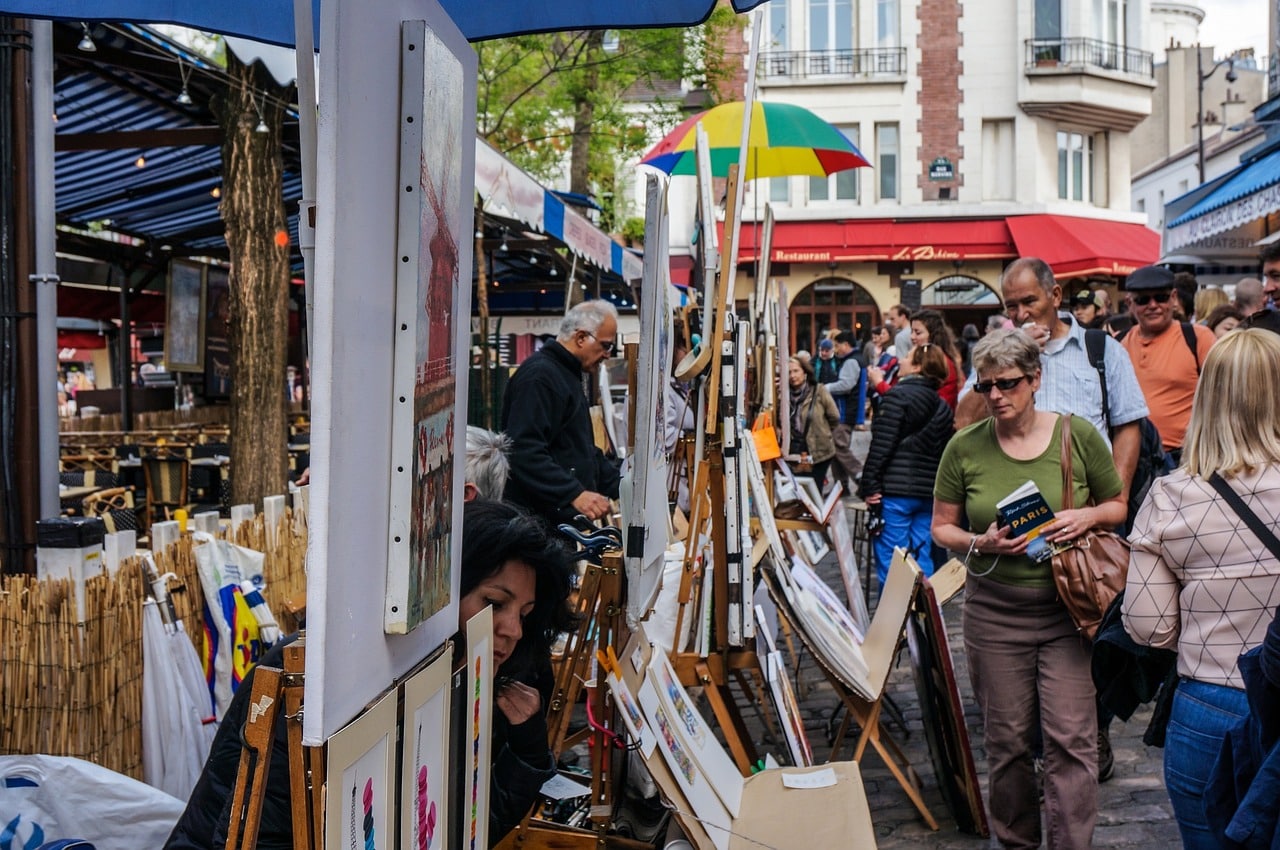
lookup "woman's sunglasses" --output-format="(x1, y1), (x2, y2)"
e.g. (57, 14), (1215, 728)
(973, 375), (1031, 395)
(1131, 291), (1172, 306)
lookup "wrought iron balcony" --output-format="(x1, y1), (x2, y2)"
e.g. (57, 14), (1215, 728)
(759, 48), (908, 80)
(1024, 38), (1153, 77)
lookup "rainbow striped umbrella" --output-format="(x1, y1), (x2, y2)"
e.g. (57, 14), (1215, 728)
(640, 101), (871, 180)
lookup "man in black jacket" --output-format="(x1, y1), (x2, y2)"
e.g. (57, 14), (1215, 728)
(501, 300), (622, 526)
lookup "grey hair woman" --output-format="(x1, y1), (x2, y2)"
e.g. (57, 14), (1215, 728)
(932, 327), (1125, 849)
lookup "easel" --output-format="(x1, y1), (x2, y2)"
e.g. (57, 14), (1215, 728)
(765, 551), (939, 831)
(225, 634), (325, 850)
(670, 443), (770, 776)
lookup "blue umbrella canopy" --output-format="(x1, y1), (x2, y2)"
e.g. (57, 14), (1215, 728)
(1, 0), (767, 43)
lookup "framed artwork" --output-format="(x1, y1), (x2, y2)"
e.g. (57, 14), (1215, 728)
(202, 266), (231, 398)
(755, 606), (812, 768)
(647, 651), (744, 817)
(906, 573), (990, 837)
(401, 644), (453, 850)
(165, 259), (206, 372)
(324, 688), (398, 850)
(464, 607), (494, 850)
(637, 676), (732, 850)
(386, 19), (468, 635)
(827, 506), (870, 636)
(623, 174), (672, 623)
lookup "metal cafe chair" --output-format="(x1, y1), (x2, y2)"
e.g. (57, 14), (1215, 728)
(141, 455), (193, 531)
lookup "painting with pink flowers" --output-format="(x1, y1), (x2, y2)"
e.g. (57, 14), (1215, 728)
(325, 690), (397, 850)
(401, 646), (452, 850)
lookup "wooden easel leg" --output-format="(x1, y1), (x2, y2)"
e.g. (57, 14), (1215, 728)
(224, 666), (283, 850)
(693, 660), (754, 774)
(843, 693), (939, 831)
(283, 641), (323, 850)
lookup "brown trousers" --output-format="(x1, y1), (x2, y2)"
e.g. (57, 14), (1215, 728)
(963, 573), (1098, 850)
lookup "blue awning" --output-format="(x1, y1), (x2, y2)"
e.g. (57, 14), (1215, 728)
(1166, 148), (1280, 243)
(3, 0), (766, 45)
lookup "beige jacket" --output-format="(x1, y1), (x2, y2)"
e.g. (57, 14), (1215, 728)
(1123, 465), (1280, 688)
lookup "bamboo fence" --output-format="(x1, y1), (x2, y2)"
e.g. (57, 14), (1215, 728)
(0, 506), (307, 778)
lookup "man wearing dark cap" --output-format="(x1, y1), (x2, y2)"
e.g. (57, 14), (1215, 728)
(1121, 265), (1216, 463)
(821, 330), (867, 492)
(813, 337), (840, 384)
(1070, 289), (1107, 329)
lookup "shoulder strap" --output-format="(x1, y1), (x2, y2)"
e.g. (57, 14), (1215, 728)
(1060, 414), (1075, 510)
(1208, 473), (1280, 561)
(1180, 322), (1201, 374)
(1085, 329), (1111, 433)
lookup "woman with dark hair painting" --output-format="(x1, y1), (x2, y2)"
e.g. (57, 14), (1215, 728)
(164, 500), (578, 850)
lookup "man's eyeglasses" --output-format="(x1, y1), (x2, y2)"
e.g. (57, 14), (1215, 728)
(973, 375), (1031, 395)
(1131, 291), (1173, 306)
(584, 331), (616, 354)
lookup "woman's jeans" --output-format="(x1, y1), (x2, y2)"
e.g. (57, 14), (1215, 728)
(873, 495), (936, 585)
(1163, 678), (1248, 850)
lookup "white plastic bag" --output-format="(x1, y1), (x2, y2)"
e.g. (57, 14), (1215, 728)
(191, 532), (269, 719)
(0, 755), (185, 850)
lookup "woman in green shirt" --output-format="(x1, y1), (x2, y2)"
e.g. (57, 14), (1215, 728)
(932, 328), (1125, 850)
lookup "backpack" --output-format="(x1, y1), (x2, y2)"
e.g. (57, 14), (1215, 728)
(1084, 327), (1199, 529)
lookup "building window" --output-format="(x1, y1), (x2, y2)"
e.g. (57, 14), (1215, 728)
(809, 126), (860, 202)
(876, 123), (898, 201)
(768, 0), (789, 49)
(1096, 0), (1127, 45)
(982, 119), (1015, 200)
(808, 0), (853, 54)
(1035, 0), (1061, 39)
(1057, 130), (1092, 201)
(771, 177), (790, 204)
(876, 0), (899, 47)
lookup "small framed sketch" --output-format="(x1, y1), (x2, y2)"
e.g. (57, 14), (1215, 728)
(464, 607), (494, 850)
(401, 643), (453, 850)
(165, 259), (206, 372)
(325, 688), (398, 850)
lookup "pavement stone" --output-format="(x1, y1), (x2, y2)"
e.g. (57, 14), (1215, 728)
(733, 506), (1183, 849)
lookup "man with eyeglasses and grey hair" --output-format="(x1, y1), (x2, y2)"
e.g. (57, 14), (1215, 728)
(500, 299), (621, 527)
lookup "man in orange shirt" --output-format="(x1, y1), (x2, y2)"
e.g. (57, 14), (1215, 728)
(1120, 265), (1216, 465)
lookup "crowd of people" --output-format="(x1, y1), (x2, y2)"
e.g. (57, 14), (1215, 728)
(169, 263), (1280, 849)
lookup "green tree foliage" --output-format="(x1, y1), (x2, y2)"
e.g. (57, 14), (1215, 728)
(475, 10), (738, 230)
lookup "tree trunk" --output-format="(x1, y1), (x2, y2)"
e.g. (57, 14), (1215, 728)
(568, 29), (603, 195)
(213, 54), (290, 508)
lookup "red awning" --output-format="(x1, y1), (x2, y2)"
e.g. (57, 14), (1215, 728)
(57, 285), (167, 324)
(1005, 215), (1161, 278)
(57, 330), (107, 350)
(731, 218), (1018, 264)
(669, 254), (695, 287)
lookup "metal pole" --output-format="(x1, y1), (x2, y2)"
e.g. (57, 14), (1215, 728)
(31, 21), (57, 520)
(1197, 44), (1205, 183)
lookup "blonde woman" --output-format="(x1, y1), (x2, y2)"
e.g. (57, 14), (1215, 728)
(1124, 328), (1280, 850)
(1193, 286), (1229, 323)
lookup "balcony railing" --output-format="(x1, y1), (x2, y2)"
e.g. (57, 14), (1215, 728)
(759, 48), (908, 80)
(1024, 38), (1153, 77)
